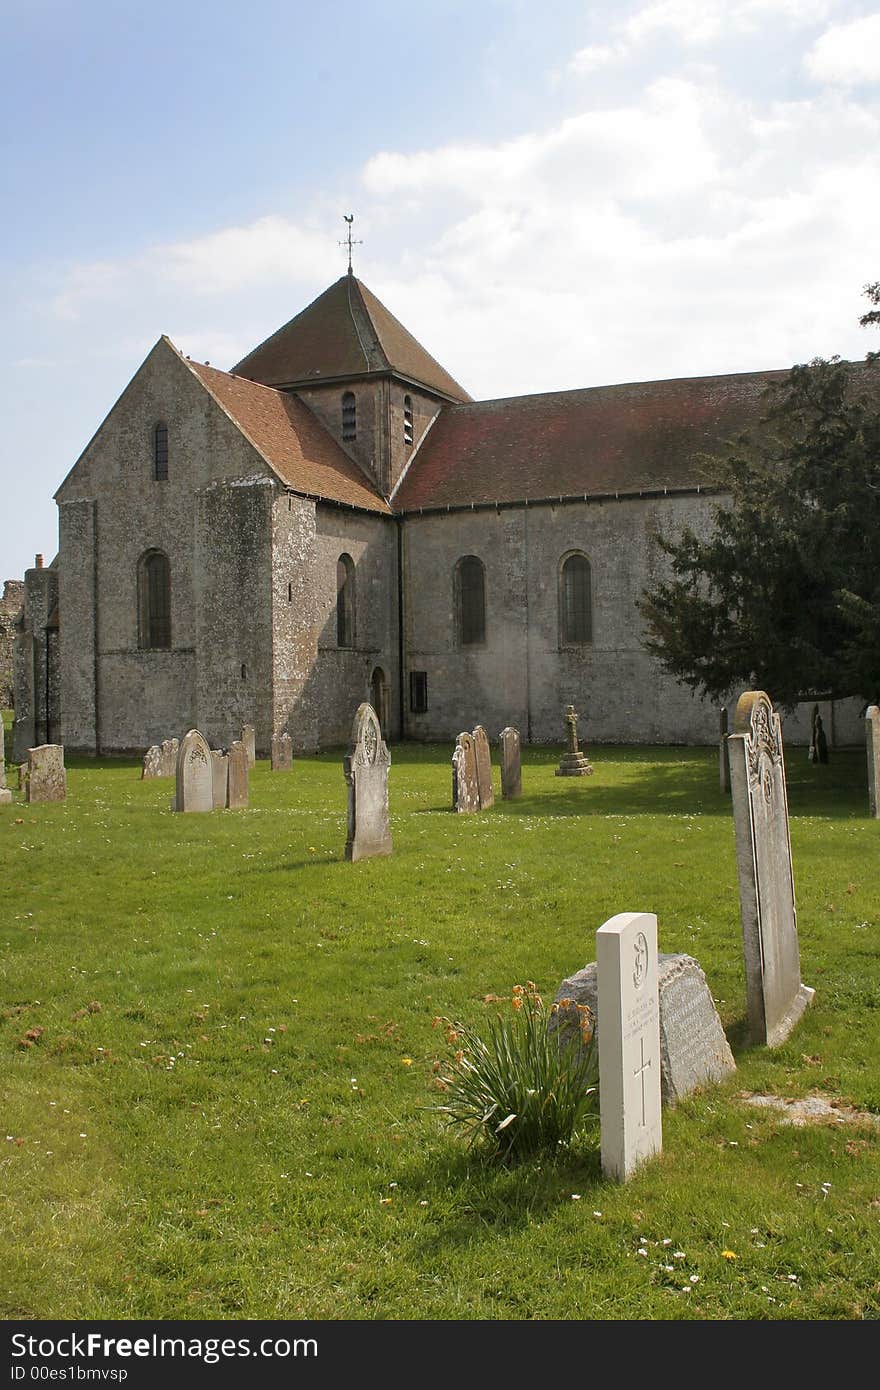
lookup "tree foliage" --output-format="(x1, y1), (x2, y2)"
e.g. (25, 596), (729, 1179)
(639, 287), (880, 710)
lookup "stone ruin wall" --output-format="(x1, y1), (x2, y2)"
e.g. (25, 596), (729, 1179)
(0, 579), (24, 709)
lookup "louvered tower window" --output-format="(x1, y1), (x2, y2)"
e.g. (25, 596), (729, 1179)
(153, 422), (168, 481)
(403, 395), (413, 448)
(341, 392), (357, 442)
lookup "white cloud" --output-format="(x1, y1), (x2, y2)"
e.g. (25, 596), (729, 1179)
(805, 13), (880, 85)
(568, 43), (626, 75)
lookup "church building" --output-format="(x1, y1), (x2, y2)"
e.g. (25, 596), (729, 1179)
(12, 270), (864, 760)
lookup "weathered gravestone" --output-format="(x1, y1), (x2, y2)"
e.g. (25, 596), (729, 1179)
(142, 745), (163, 779)
(728, 690), (815, 1047)
(241, 724), (256, 768)
(552, 953), (735, 1106)
(25, 745), (67, 803)
(211, 750), (229, 810)
(143, 738), (179, 779)
(499, 725), (522, 800)
(452, 732), (480, 813)
(866, 706), (880, 818)
(344, 702), (392, 862)
(227, 740), (249, 809)
(808, 704), (829, 765)
(472, 724), (494, 809)
(596, 911), (662, 1183)
(271, 732), (293, 771)
(555, 704), (593, 776)
(719, 707), (731, 794)
(0, 721), (11, 805)
(174, 730), (214, 813)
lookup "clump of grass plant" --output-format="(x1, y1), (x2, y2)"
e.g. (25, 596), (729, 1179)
(429, 984), (599, 1162)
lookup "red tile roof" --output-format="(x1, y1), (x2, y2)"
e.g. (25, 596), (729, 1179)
(392, 368), (795, 510)
(186, 355), (390, 514)
(232, 275), (471, 402)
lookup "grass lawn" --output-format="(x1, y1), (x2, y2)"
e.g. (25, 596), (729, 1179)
(2, 718), (879, 1321)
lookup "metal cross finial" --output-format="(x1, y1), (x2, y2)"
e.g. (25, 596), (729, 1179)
(340, 213), (363, 275)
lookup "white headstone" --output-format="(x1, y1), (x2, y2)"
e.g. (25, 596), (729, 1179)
(866, 706), (880, 819)
(141, 745), (163, 779)
(344, 703), (392, 861)
(174, 730), (213, 813)
(727, 690), (815, 1046)
(596, 911), (662, 1183)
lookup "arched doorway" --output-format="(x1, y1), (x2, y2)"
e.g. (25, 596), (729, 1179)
(370, 666), (390, 736)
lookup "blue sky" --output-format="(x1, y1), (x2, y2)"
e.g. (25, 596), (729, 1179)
(2, 0), (879, 580)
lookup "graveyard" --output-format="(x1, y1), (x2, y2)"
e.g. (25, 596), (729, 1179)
(2, 710), (880, 1321)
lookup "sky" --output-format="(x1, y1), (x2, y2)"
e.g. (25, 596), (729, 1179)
(2, 0), (879, 581)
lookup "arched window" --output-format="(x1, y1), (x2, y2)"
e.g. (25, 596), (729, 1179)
(153, 422), (168, 481)
(341, 392), (356, 442)
(138, 550), (171, 650)
(559, 552), (592, 645)
(336, 553), (355, 648)
(403, 394), (413, 448)
(456, 556), (486, 646)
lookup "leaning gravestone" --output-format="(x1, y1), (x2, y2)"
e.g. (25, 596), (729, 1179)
(555, 704), (593, 776)
(472, 725), (494, 809)
(211, 750), (229, 810)
(344, 702), (392, 862)
(227, 741), (249, 810)
(596, 911), (662, 1183)
(452, 732), (480, 813)
(553, 952), (735, 1106)
(174, 730), (214, 813)
(271, 732), (293, 771)
(26, 745), (67, 803)
(0, 721), (11, 805)
(866, 706), (880, 818)
(241, 724), (256, 768)
(719, 707), (731, 794)
(728, 690), (815, 1047)
(499, 725), (522, 799)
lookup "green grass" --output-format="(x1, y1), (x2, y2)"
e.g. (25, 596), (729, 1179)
(1, 738), (879, 1321)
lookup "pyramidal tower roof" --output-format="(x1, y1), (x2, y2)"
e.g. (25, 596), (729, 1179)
(232, 274), (471, 402)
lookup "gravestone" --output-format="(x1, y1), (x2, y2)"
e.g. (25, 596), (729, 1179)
(25, 744), (66, 803)
(499, 725), (522, 799)
(160, 738), (179, 777)
(141, 745), (162, 779)
(866, 706), (880, 818)
(596, 911), (662, 1183)
(174, 729), (213, 813)
(555, 704), (593, 776)
(728, 690), (815, 1047)
(808, 704), (829, 765)
(241, 724), (256, 768)
(344, 702), (392, 862)
(0, 721), (11, 805)
(472, 725), (494, 808)
(227, 740), (249, 809)
(452, 732), (480, 813)
(552, 952), (735, 1106)
(18, 762), (28, 793)
(719, 707), (731, 794)
(271, 732), (293, 771)
(211, 750), (229, 810)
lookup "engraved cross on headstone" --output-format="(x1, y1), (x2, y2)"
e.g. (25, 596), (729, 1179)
(634, 1035), (652, 1127)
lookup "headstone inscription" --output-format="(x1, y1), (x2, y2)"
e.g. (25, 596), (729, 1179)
(499, 726), (522, 799)
(472, 725), (494, 808)
(596, 911), (662, 1183)
(727, 690), (815, 1046)
(0, 721), (11, 805)
(344, 702), (392, 862)
(174, 730), (214, 813)
(227, 741), (249, 809)
(211, 750), (229, 810)
(271, 732), (293, 771)
(241, 724), (256, 768)
(719, 707), (731, 794)
(866, 706), (880, 818)
(555, 704), (593, 776)
(552, 952), (735, 1106)
(452, 732), (480, 813)
(25, 745), (66, 803)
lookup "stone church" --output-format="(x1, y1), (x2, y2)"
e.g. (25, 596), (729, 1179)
(12, 270), (865, 760)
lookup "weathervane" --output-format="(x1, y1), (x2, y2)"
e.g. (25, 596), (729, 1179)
(340, 213), (363, 275)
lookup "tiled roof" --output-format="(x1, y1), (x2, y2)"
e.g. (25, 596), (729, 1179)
(186, 356), (390, 514)
(232, 275), (471, 402)
(392, 368), (797, 510)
